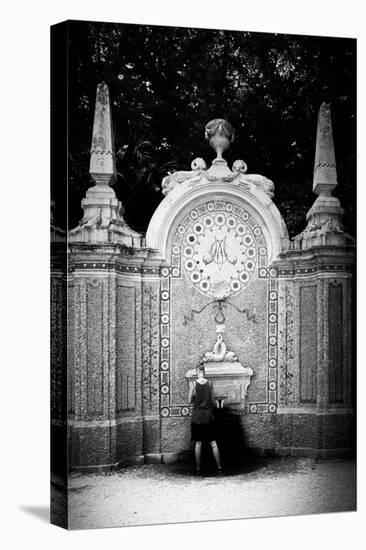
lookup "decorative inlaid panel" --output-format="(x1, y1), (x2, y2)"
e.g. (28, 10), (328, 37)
(117, 286), (136, 411)
(51, 275), (66, 420)
(142, 285), (160, 412)
(160, 199), (277, 417)
(329, 282), (343, 403)
(279, 285), (295, 405)
(299, 285), (317, 403)
(67, 282), (75, 414)
(86, 279), (104, 415)
(173, 200), (267, 300)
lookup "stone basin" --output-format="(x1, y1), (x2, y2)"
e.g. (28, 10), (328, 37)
(186, 361), (253, 410)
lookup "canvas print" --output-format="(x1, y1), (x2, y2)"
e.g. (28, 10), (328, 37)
(50, 20), (356, 529)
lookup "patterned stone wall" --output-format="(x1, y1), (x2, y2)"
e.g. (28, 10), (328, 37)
(67, 281), (75, 415)
(71, 276), (113, 419)
(276, 267), (354, 410)
(114, 268), (145, 462)
(117, 284), (137, 412)
(299, 284), (318, 403)
(328, 282), (344, 404)
(51, 260), (68, 479)
(86, 278), (105, 415)
(66, 258), (116, 467)
(142, 282), (160, 414)
(158, 196), (279, 457)
(66, 221), (355, 467)
(51, 273), (67, 422)
(141, 276), (161, 458)
(278, 281), (296, 407)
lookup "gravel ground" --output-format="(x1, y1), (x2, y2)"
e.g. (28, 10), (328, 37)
(67, 457), (356, 530)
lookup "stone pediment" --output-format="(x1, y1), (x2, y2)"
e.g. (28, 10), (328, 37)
(161, 119), (274, 201)
(146, 119), (289, 263)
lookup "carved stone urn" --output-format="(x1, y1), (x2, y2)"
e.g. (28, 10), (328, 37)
(205, 118), (235, 162)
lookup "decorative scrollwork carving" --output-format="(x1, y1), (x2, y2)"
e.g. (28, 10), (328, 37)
(232, 159), (248, 174)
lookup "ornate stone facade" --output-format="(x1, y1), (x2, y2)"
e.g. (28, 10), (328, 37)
(58, 91), (355, 471)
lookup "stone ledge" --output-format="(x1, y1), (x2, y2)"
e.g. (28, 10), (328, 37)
(144, 453), (162, 464)
(274, 447), (355, 459)
(161, 451), (191, 464)
(276, 408), (354, 415)
(67, 445), (355, 471)
(69, 455), (145, 473)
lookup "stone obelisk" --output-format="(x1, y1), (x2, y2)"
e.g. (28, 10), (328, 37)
(293, 102), (352, 249)
(69, 82), (141, 245)
(89, 81), (116, 190)
(309, 102), (340, 216)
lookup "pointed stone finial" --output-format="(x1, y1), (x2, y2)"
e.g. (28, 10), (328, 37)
(69, 82), (143, 246)
(292, 102), (354, 250)
(313, 102), (337, 196)
(89, 82), (115, 186)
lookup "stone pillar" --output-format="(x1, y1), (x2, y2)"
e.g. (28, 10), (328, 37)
(68, 245), (121, 469)
(113, 251), (160, 466)
(68, 83), (145, 470)
(50, 201), (68, 525)
(141, 258), (162, 462)
(276, 102), (355, 457)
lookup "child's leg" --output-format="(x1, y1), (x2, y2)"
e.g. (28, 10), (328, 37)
(210, 440), (222, 469)
(195, 441), (202, 470)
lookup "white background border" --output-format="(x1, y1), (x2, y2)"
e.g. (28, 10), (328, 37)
(1, 1), (364, 547)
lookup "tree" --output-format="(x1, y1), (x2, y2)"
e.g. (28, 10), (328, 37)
(62, 21), (356, 238)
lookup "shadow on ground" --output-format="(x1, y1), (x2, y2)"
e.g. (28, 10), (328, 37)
(20, 506), (49, 523)
(164, 408), (270, 478)
(165, 451), (269, 478)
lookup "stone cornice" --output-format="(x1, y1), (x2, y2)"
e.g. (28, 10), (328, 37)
(67, 261), (161, 275)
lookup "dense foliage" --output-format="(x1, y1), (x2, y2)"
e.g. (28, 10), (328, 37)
(62, 21), (356, 237)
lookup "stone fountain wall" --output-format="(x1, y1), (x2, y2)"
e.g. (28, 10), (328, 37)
(154, 194), (279, 457)
(61, 89), (355, 470)
(65, 191), (354, 469)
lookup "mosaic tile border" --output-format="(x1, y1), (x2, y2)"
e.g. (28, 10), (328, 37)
(278, 265), (352, 277)
(172, 200), (267, 299)
(68, 263), (159, 274)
